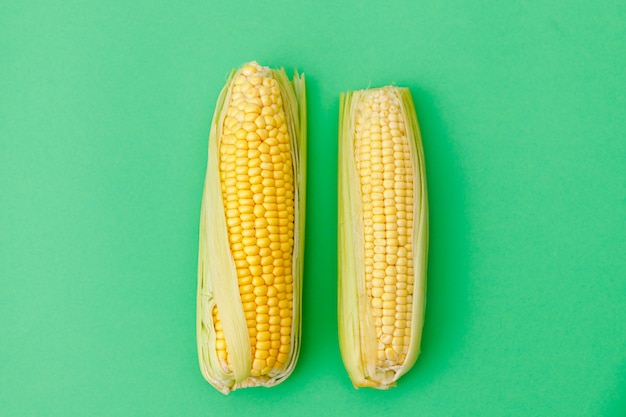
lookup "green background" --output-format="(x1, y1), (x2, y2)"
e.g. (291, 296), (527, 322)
(2, 0), (625, 415)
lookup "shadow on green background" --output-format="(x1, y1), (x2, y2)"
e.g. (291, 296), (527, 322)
(298, 73), (341, 375)
(407, 86), (472, 382)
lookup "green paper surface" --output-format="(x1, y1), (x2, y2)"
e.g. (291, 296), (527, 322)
(1, 0), (625, 415)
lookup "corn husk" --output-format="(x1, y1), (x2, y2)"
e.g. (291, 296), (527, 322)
(338, 86), (428, 389)
(197, 62), (306, 394)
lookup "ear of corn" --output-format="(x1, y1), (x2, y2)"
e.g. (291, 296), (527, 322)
(338, 86), (427, 389)
(197, 61), (306, 395)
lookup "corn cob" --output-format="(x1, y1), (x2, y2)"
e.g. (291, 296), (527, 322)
(338, 86), (427, 389)
(197, 62), (306, 394)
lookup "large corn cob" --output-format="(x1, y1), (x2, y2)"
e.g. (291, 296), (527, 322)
(197, 62), (306, 394)
(338, 86), (427, 389)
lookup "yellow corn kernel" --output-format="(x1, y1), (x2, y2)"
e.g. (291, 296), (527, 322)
(197, 62), (306, 395)
(338, 86), (428, 389)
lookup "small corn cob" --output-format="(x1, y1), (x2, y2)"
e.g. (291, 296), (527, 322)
(197, 61), (306, 394)
(338, 86), (428, 389)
